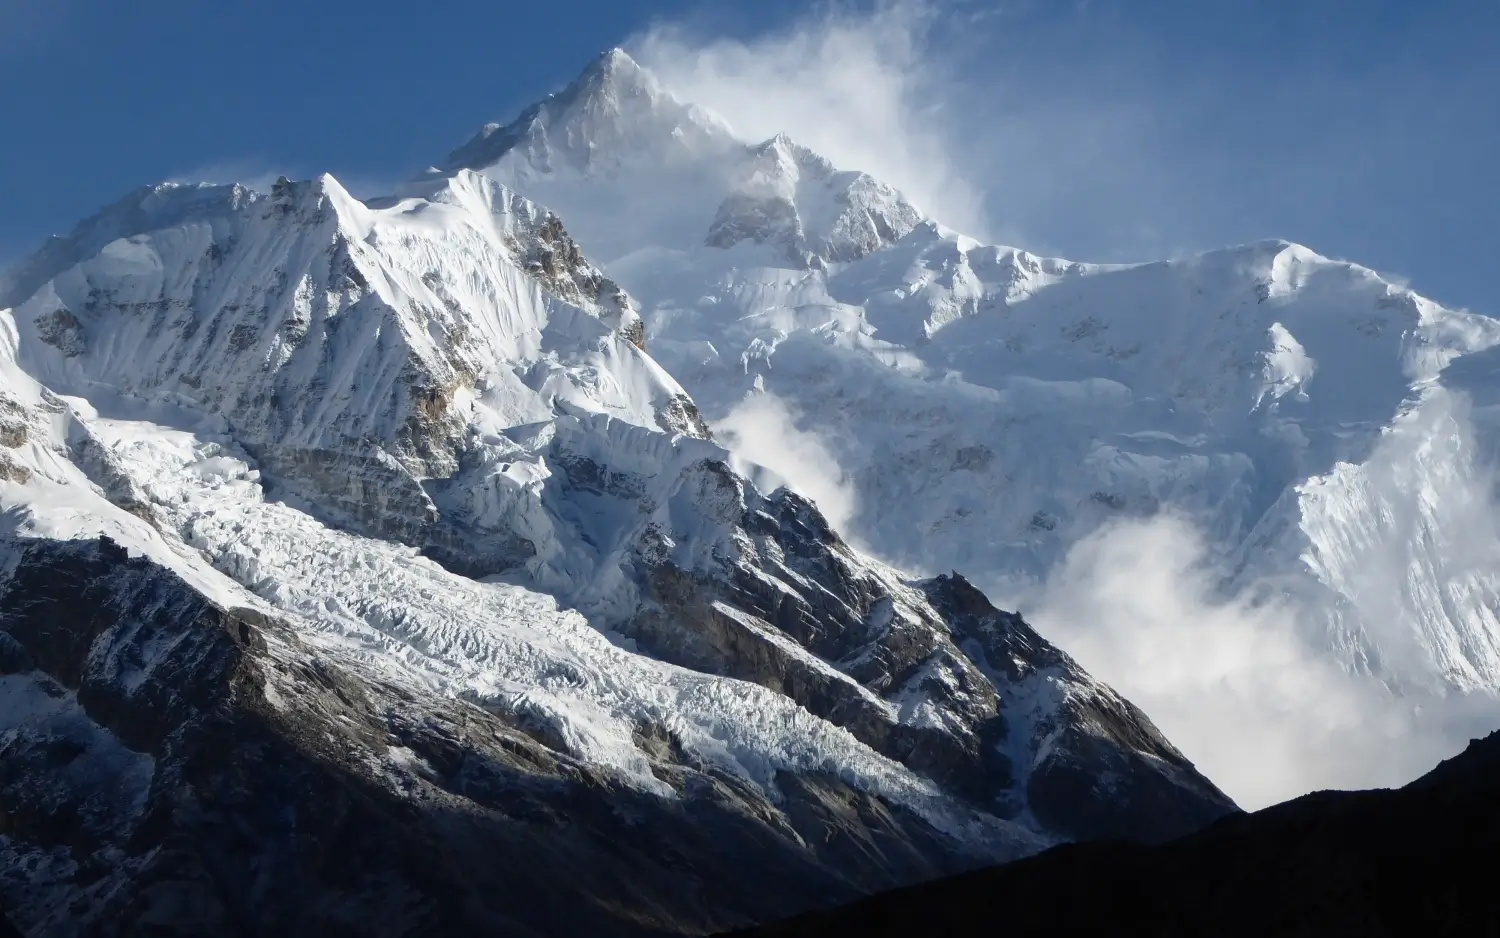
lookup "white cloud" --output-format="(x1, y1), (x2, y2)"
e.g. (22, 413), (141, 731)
(1027, 514), (1405, 809)
(625, 1), (1201, 260)
(1024, 416), (1500, 812)
(714, 392), (858, 533)
(1017, 393), (1500, 812)
(631, 1), (992, 240)
(708, 392), (1498, 809)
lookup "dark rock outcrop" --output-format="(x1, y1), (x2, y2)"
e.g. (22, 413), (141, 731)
(627, 485), (1234, 846)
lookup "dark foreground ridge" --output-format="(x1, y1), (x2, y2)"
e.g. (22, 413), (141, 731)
(734, 729), (1500, 937)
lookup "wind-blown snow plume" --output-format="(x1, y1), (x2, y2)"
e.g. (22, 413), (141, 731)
(167, 161), (396, 201)
(714, 392), (858, 532)
(631, 1), (990, 240)
(626, 1), (1189, 256)
(165, 161), (289, 195)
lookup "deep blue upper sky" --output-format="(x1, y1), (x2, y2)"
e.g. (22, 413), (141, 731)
(2, 0), (1497, 312)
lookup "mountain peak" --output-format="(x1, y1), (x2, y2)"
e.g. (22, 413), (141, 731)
(749, 132), (837, 180)
(568, 46), (657, 106)
(584, 47), (644, 82)
(703, 129), (923, 267)
(444, 48), (736, 178)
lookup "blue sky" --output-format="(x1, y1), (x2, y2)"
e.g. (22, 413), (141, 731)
(2, 0), (1497, 312)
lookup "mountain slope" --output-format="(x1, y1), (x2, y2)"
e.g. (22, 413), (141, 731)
(735, 729), (1500, 937)
(0, 153), (1230, 932)
(446, 50), (1500, 797)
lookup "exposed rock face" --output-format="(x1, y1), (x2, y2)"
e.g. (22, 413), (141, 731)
(627, 485), (1231, 844)
(31, 309), (86, 358)
(0, 391), (34, 483)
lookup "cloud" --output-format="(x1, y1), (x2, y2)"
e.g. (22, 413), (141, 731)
(1028, 514), (1406, 809)
(705, 385), (1500, 810)
(714, 392), (858, 532)
(1023, 391), (1500, 810)
(623, 1), (1215, 259)
(631, 1), (993, 240)
(624, 0), (1244, 258)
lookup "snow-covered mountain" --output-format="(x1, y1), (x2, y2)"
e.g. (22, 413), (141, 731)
(444, 49), (924, 271)
(448, 49), (1500, 768)
(0, 92), (1233, 933)
(11, 37), (1498, 934)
